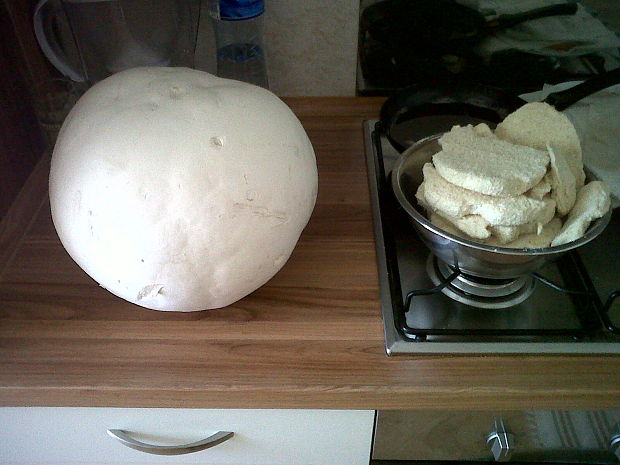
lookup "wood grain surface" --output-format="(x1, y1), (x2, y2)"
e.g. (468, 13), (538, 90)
(1, 97), (619, 409)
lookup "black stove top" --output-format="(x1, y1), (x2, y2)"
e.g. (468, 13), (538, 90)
(364, 120), (620, 354)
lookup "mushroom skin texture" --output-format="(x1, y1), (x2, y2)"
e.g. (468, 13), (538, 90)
(50, 67), (318, 311)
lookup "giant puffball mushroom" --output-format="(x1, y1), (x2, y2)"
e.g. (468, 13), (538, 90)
(50, 67), (318, 311)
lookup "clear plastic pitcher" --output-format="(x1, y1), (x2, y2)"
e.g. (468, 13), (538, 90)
(34, 0), (201, 84)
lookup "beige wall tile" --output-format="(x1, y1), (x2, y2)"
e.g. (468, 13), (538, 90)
(196, 0), (360, 96)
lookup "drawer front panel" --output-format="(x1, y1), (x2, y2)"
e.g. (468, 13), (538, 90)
(1, 408), (374, 465)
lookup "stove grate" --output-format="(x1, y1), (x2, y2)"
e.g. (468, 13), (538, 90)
(372, 122), (619, 344)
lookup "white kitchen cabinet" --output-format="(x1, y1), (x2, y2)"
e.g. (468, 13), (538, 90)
(0, 408), (374, 465)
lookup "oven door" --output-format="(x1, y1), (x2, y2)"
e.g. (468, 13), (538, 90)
(372, 410), (620, 464)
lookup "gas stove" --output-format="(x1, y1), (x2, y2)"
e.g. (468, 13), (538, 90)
(363, 120), (620, 354)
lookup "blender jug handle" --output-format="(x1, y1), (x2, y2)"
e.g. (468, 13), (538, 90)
(34, 0), (86, 82)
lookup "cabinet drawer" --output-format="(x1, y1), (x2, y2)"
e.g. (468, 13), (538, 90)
(1, 408), (374, 465)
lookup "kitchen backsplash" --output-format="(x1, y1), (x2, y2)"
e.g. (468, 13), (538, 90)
(195, 0), (360, 96)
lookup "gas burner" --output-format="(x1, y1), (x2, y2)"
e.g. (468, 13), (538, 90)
(364, 120), (620, 353)
(426, 255), (536, 309)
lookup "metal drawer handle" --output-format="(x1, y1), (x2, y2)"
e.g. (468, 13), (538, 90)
(107, 429), (234, 455)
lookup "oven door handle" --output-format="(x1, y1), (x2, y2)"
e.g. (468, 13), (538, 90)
(487, 419), (515, 462)
(611, 425), (620, 459)
(487, 421), (620, 463)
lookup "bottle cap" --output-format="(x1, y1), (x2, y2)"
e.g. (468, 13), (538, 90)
(209, 0), (264, 21)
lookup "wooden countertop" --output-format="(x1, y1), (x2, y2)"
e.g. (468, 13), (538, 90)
(1, 97), (619, 410)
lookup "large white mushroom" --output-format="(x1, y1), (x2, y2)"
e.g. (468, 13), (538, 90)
(50, 67), (318, 311)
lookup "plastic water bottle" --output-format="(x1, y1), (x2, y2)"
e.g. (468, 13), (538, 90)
(209, 0), (269, 88)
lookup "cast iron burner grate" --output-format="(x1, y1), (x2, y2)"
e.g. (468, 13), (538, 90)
(426, 255), (537, 309)
(398, 251), (615, 342)
(372, 121), (620, 344)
